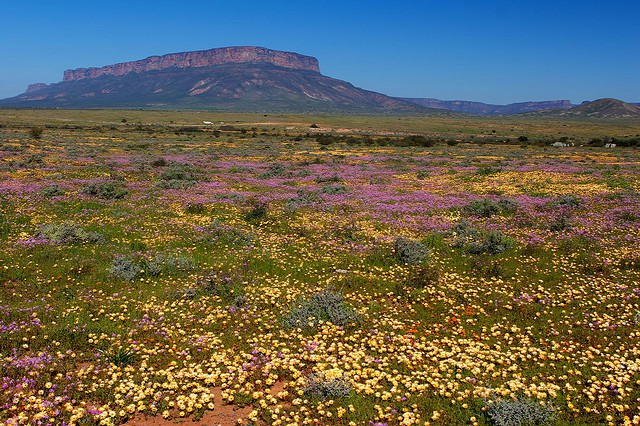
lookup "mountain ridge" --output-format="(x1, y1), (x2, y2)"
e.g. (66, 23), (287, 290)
(1, 46), (636, 116)
(401, 98), (574, 115)
(554, 98), (640, 118)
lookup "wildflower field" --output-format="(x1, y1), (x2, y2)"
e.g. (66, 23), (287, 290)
(1, 110), (639, 426)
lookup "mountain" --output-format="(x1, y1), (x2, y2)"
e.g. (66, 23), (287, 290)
(401, 98), (574, 115)
(0, 46), (431, 114)
(555, 98), (640, 118)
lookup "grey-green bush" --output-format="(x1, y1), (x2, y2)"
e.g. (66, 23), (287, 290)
(394, 237), (430, 264)
(36, 223), (105, 245)
(486, 397), (555, 426)
(302, 374), (351, 398)
(284, 290), (359, 330)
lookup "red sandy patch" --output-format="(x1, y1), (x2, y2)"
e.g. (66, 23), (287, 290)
(123, 387), (252, 426)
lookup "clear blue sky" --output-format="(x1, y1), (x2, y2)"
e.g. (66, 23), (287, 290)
(1, 0), (639, 104)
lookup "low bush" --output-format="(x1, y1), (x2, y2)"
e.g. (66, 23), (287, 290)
(283, 289), (359, 330)
(195, 270), (246, 303)
(485, 397), (555, 426)
(36, 223), (105, 245)
(552, 194), (581, 208)
(151, 157), (167, 167)
(109, 253), (194, 281)
(155, 179), (196, 189)
(39, 185), (66, 197)
(101, 347), (137, 367)
(257, 163), (287, 179)
(203, 220), (256, 247)
(405, 264), (441, 288)
(83, 181), (128, 200)
(302, 373), (352, 398)
(145, 253), (194, 276)
(464, 198), (518, 217)
(109, 256), (143, 281)
(184, 202), (207, 214)
(28, 127), (44, 140)
(285, 190), (321, 211)
(394, 237), (430, 264)
(548, 214), (572, 232)
(320, 184), (349, 195)
(244, 200), (269, 222)
(449, 221), (514, 255)
(158, 163), (201, 181)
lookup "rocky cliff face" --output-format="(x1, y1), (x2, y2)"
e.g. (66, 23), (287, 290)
(63, 46), (320, 81)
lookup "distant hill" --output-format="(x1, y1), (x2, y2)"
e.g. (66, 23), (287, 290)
(555, 98), (640, 118)
(0, 46), (434, 114)
(401, 98), (573, 115)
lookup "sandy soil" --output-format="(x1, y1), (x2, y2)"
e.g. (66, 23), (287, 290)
(123, 381), (288, 426)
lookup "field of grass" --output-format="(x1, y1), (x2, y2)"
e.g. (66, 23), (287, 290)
(1, 109), (639, 426)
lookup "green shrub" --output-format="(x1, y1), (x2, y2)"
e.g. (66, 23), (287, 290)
(203, 220), (256, 247)
(244, 200), (268, 222)
(39, 185), (66, 197)
(155, 179), (196, 189)
(552, 194), (581, 208)
(83, 181), (128, 200)
(465, 198), (518, 217)
(406, 264), (441, 288)
(151, 157), (167, 167)
(257, 163), (287, 179)
(101, 347), (137, 367)
(28, 127), (44, 140)
(195, 270), (245, 303)
(285, 190), (320, 211)
(549, 214), (572, 232)
(320, 184), (349, 195)
(416, 170), (430, 180)
(184, 202), (207, 214)
(449, 221), (514, 255)
(158, 164), (201, 181)
(466, 230), (514, 255)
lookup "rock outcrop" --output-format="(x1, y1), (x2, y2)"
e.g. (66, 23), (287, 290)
(63, 46), (320, 81)
(25, 83), (50, 93)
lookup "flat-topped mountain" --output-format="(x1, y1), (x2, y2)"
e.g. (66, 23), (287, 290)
(401, 98), (574, 115)
(62, 46), (321, 81)
(0, 46), (430, 113)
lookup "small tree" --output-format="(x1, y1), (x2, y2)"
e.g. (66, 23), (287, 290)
(29, 127), (44, 140)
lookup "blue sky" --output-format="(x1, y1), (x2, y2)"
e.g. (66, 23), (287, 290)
(1, 0), (639, 104)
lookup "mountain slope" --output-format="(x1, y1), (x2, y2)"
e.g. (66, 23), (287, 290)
(0, 47), (433, 114)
